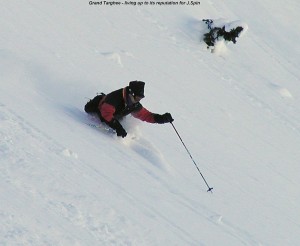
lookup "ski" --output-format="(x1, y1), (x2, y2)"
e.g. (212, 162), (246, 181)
(85, 122), (115, 134)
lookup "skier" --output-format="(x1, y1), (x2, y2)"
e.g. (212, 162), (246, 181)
(84, 81), (174, 138)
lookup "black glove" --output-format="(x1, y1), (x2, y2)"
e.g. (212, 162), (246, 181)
(116, 127), (127, 138)
(154, 113), (174, 124)
(108, 119), (127, 138)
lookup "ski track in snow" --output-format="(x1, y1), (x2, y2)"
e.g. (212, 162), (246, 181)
(122, 135), (172, 173)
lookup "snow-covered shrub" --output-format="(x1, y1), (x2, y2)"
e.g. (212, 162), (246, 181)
(202, 19), (247, 49)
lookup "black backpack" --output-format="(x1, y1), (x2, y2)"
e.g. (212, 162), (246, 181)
(84, 93), (106, 113)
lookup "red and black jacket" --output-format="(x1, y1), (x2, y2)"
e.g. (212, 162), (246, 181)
(98, 87), (158, 125)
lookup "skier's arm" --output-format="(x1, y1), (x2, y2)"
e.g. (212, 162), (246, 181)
(132, 107), (173, 124)
(131, 107), (156, 123)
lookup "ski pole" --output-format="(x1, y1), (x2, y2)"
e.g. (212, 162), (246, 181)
(170, 122), (213, 193)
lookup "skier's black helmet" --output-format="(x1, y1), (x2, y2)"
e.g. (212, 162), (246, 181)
(128, 81), (145, 98)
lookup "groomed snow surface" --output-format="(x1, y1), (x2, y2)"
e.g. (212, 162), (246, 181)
(1, 1), (300, 245)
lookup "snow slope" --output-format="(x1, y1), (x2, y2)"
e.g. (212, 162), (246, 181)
(1, 0), (300, 245)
